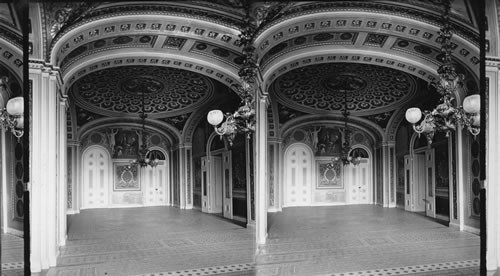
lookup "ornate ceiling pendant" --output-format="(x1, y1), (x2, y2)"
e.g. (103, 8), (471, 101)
(129, 91), (160, 168)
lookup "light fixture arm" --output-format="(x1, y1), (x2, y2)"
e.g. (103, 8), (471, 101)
(405, 0), (480, 143)
(0, 77), (24, 140)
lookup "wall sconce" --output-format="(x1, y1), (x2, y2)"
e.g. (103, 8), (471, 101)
(0, 96), (24, 139)
(405, 0), (480, 144)
(207, 96), (255, 146)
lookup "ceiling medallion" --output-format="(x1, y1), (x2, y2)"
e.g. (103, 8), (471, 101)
(120, 76), (165, 96)
(321, 74), (367, 93)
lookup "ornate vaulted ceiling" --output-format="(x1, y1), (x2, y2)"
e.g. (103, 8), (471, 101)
(0, 3), (23, 83)
(34, 1), (481, 138)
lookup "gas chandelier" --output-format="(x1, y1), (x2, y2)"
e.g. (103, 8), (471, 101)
(206, 13), (258, 146)
(129, 92), (160, 168)
(339, 90), (361, 166)
(405, 0), (480, 144)
(0, 76), (24, 139)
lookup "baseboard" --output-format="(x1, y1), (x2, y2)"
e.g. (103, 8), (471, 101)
(486, 269), (499, 276)
(66, 209), (78, 215)
(449, 222), (460, 230)
(435, 214), (449, 221)
(267, 207), (280, 212)
(310, 202), (348, 206)
(108, 204), (145, 208)
(463, 224), (480, 235)
(232, 215), (246, 223)
(6, 227), (23, 237)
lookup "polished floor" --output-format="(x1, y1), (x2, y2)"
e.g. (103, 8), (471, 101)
(44, 206), (255, 276)
(259, 205), (480, 275)
(1, 233), (24, 276)
(41, 205), (480, 276)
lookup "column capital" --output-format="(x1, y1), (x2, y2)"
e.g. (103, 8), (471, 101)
(268, 137), (281, 144)
(486, 57), (500, 68)
(383, 141), (396, 147)
(256, 93), (270, 108)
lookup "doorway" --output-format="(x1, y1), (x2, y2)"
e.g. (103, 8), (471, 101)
(143, 149), (169, 206)
(404, 149), (435, 217)
(201, 150), (233, 219)
(283, 143), (313, 207)
(345, 161), (371, 204)
(81, 146), (110, 209)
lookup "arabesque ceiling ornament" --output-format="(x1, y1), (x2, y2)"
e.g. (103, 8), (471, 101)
(71, 66), (213, 118)
(272, 63), (417, 115)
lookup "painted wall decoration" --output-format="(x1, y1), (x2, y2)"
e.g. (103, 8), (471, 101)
(317, 159), (342, 189)
(113, 163), (139, 191)
(312, 126), (342, 156)
(108, 129), (139, 159)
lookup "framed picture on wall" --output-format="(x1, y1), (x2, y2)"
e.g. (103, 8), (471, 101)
(316, 158), (343, 189)
(113, 162), (140, 191)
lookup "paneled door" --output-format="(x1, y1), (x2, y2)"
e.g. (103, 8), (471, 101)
(222, 151), (233, 219)
(209, 156), (223, 213)
(201, 157), (209, 213)
(82, 147), (110, 209)
(143, 160), (168, 206)
(346, 159), (371, 204)
(425, 149), (436, 217)
(284, 144), (313, 207)
(404, 154), (426, 212)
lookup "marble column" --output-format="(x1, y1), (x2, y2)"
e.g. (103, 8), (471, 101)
(245, 137), (255, 226)
(382, 142), (396, 207)
(267, 138), (280, 212)
(29, 64), (62, 271)
(57, 97), (68, 247)
(183, 143), (193, 209)
(255, 95), (268, 245)
(179, 144), (186, 209)
(66, 143), (79, 214)
(486, 59), (500, 271)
